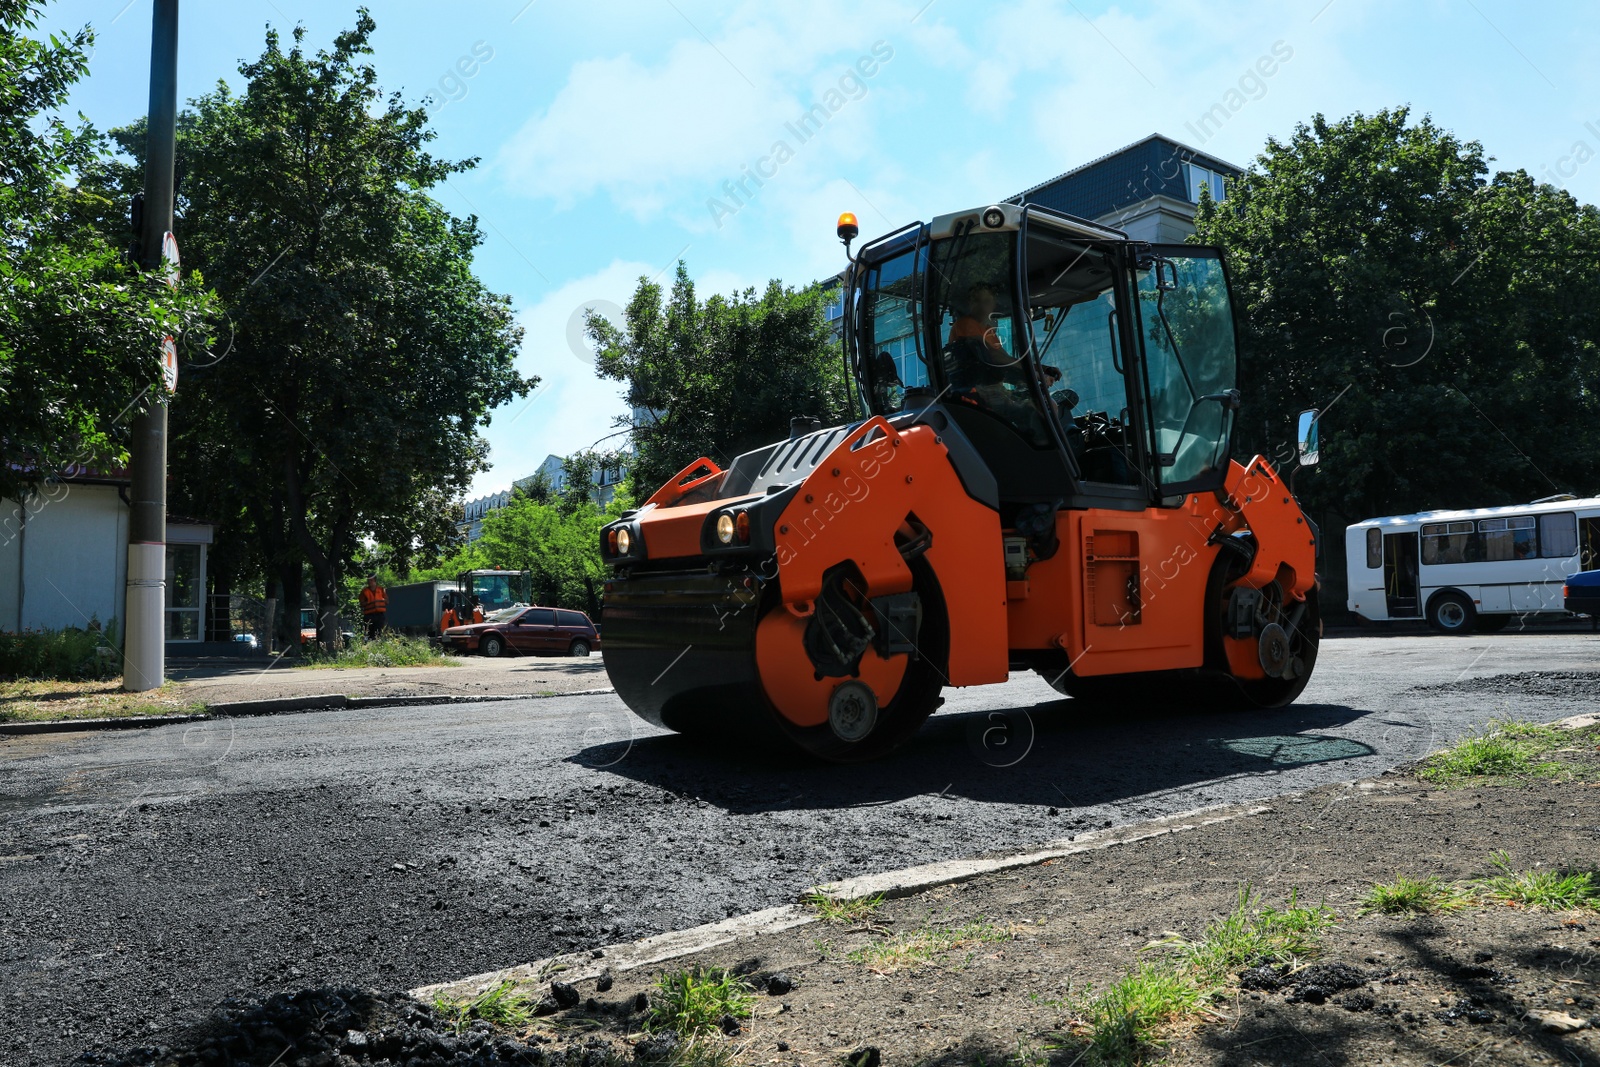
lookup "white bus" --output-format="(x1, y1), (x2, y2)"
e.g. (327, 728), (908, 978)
(1346, 495), (1600, 633)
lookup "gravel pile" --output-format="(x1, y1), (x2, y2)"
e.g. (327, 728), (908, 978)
(1411, 670), (1600, 698)
(70, 988), (631, 1067)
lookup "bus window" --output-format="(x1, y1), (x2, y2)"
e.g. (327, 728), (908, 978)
(1421, 521), (1475, 565)
(1479, 516), (1536, 561)
(1540, 512), (1578, 559)
(1365, 528), (1381, 569)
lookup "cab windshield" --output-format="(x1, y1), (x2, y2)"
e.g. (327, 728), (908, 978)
(853, 219), (1239, 494)
(857, 230), (1052, 448)
(927, 231), (1052, 447)
(469, 574), (520, 612)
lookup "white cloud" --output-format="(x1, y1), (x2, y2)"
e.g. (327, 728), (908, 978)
(469, 260), (655, 497)
(493, 1), (918, 220)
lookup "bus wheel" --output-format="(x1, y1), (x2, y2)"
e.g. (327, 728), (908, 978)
(1427, 593), (1475, 634)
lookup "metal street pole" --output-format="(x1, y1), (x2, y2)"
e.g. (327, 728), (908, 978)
(124, 0), (179, 692)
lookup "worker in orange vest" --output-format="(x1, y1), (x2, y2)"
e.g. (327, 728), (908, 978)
(470, 595), (484, 623)
(440, 593), (459, 634)
(359, 575), (388, 640)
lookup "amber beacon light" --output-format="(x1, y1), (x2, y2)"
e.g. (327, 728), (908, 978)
(836, 212), (860, 242)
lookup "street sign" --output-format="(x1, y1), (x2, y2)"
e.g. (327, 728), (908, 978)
(160, 232), (178, 393)
(161, 336), (178, 393)
(160, 231), (179, 288)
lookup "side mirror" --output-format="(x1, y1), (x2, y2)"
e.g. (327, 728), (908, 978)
(1296, 409), (1320, 467)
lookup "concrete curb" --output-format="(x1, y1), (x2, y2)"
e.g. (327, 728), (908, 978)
(0, 688), (617, 736)
(413, 796), (1274, 1002)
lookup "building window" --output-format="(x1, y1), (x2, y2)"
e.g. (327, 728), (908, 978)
(824, 289), (844, 321)
(1184, 163), (1228, 203)
(165, 543), (203, 640)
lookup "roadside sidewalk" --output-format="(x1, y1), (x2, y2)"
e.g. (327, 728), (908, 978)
(169, 653), (608, 705)
(0, 654), (609, 730)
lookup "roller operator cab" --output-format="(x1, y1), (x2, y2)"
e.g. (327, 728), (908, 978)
(600, 203), (1322, 761)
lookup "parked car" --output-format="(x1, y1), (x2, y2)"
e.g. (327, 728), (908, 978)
(1564, 569), (1600, 619)
(444, 605), (600, 658)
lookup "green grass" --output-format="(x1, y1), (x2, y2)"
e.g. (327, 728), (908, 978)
(1480, 850), (1600, 911)
(846, 917), (1014, 974)
(432, 979), (537, 1035)
(0, 621), (122, 681)
(645, 967), (755, 1038)
(1170, 887), (1333, 982)
(1060, 887), (1332, 1067)
(297, 631), (460, 669)
(802, 890), (886, 925)
(1416, 719), (1572, 785)
(1359, 874), (1477, 916)
(0, 678), (207, 723)
(1075, 962), (1210, 1067)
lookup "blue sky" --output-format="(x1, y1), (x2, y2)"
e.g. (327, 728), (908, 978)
(40, 0), (1600, 499)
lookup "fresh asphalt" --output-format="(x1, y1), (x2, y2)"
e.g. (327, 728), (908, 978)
(2, 632), (1596, 1065)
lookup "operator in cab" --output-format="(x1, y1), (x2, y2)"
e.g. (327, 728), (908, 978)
(948, 282), (1009, 357)
(942, 281), (1048, 439)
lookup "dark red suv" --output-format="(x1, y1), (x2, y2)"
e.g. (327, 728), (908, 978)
(444, 606), (601, 659)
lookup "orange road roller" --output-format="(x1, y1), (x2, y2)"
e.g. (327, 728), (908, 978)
(600, 202), (1321, 760)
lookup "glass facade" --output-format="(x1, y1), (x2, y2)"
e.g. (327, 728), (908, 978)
(164, 543), (203, 641)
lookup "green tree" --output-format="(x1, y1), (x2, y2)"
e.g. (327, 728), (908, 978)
(475, 487), (627, 618)
(0, 1), (213, 501)
(590, 264), (848, 494)
(83, 11), (532, 648)
(1195, 108), (1600, 559)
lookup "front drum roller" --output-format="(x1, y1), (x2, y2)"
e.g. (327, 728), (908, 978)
(602, 562), (946, 760)
(757, 557), (948, 762)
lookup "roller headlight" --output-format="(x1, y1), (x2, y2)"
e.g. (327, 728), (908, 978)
(716, 513), (736, 544)
(615, 527), (632, 555)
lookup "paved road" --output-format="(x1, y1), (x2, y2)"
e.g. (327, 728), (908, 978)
(3, 633), (1596, 1065)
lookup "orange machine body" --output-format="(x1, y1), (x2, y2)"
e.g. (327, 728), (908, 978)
(620, 420), (1314, 710)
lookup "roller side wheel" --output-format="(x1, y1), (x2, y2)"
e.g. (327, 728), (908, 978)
(1219, 586), (1321, 708)
(1194, 549), (1322, 710)
(773, 560), (948, 763)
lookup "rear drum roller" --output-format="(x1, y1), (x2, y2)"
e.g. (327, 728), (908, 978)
(1202, 541), (1321, 708)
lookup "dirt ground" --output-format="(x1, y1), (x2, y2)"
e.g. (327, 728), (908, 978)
(506, 735), (1600, 1066)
